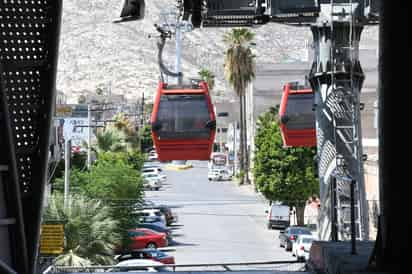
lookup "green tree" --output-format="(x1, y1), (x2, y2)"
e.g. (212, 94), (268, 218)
(95, 129), (125, 153)
(52, 152), (144, 246)
(53, 168), (89, 194)
(81, 152), (144, 244)
(43, 194), (121, 266)
(253, 109), (318, 225)
(198, 68), (216, 92)
(95, 113), (141, 154)
(140, 124), (153, 152)
(223, 28), (256, 184)
(51, 152), (87, 185)
(113, 113), (141, 151)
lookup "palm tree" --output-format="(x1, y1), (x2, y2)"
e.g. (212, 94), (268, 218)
(95, 129), (125, 153)
(223, 28), (256, 184)
(43, 194), (121, 266)
(95, 113), (140, 154)
(113, 113), (141, 151)
(198, 68), (216, 92)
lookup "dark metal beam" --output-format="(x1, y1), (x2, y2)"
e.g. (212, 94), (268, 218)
(375, 2), (410, 273)
(0, 1), (63, 273)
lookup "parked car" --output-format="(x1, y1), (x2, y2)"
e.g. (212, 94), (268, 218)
(143, 178), (162, 191)
(126, 228), (168, 250)
(279, 226), (312, 251)
(266, 203), (290, 229)
(159, 205), (177, 226)
(117, 249), (175, 264)
(208, 168), (231, 181)
(143, 173), (164, 185)
(137, 223), (172, 240)
(144, 205), (177, 226)
(139, 216), (167, 228)
(148, 152), (158, 161)
(143, 161), (161, 168)
(136, 209), (166, 226)
(142, 199), (157, 208)
(142, 169), (167, 182)
(142, 167), (163, 174)
(292, 234), (315, 261)
(112, 259), (167, 272)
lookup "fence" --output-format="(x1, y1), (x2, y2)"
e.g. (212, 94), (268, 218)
(43, 260), (307, 273)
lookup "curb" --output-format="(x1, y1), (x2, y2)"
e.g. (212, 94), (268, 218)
(165, 164), (193, 171)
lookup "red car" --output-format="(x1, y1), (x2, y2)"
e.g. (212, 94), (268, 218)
(117, 249), (175, 265)
(127, 228), (168, 250)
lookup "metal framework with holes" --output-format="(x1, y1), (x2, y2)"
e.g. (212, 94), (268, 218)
(0, 1), (62, 274)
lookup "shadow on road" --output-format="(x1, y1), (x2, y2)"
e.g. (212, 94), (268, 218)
(170, 233), (185, 238)
(168, 224), (184, 229)
(168, 240), (198, 247)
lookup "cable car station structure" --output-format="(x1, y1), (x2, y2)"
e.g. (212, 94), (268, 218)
(0, 1), (408, 273)
(181, 0), (379, 244)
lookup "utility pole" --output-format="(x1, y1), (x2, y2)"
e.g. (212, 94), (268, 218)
(64, 139), (71, 209)
(220, 130), (223, 153)
(141, 92), (145, 128)
(175, 19), (182, 85)
(158, 11), (192, 86)
(233, 121), (237, 176)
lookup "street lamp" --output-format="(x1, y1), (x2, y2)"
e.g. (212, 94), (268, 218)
(113, 0), (145, 23)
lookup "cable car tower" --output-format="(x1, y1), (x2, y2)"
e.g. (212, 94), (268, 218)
(309, 1), (372, 241)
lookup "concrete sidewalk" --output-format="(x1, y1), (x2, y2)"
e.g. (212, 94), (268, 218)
(307, 241), (390, 274)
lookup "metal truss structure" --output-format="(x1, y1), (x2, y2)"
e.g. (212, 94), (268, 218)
(0, 1), (62, 273)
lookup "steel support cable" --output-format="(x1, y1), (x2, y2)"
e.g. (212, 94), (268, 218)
(155, 25), (183, 81)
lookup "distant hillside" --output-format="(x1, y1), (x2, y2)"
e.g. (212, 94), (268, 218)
(57, 0), (378, 103)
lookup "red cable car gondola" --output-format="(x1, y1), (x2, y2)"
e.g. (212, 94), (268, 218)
(279, 82), (316, 147)
(151, 81), (216, 161)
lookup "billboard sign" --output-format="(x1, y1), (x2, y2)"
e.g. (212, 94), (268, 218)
(60, 118), (93, 148)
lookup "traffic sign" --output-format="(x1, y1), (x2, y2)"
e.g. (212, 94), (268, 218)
(55, 105), (73, 117)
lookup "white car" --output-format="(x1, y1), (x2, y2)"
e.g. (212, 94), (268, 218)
(112, 259), (167, 272)
(148, 152), (158, 161)
(292, 234), (316, 261)
(143, 161), (161, 168)
(142, 167), (162, 173)
(136, 209), (166, 226)
(142, 168), (166, 182)
(143, 178), (162, 191)
(208, 168), (231, 181)
(143, 173), (165, 185)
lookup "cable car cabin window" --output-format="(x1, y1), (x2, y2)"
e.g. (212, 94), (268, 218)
(285, 93), (315, 130)
(157, 94), (211, 139)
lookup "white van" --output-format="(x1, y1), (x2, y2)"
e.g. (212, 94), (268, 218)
(265, 203), (290, 229)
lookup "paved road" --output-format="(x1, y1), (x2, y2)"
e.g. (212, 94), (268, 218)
(145, 162), (304, 271)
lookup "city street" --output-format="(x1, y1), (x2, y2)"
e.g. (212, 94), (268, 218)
(145, 162), (304, 271)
